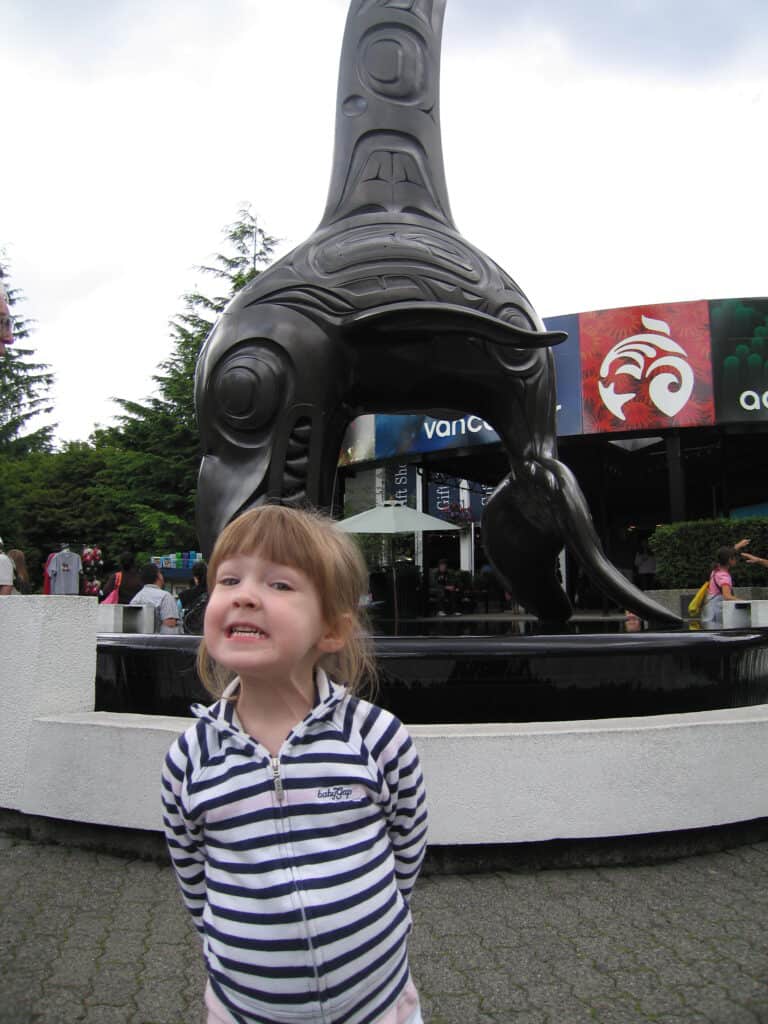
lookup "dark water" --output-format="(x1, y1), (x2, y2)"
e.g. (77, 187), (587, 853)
(96, 627), (768, 723)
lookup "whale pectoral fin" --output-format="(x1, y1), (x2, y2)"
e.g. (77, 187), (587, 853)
(483, 457), (683, 625)
(347, 302), (567, 348)
(540, 458), (683, 625)
(482, 469), (572, 622)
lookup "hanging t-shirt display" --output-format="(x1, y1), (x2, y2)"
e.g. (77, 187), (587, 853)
(47, 549), (83, 595)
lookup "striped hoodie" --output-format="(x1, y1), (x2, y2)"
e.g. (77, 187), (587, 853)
(161, 670), (428, 1024)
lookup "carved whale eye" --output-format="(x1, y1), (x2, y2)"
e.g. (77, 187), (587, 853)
(211, 347), (283, 434)
(358, 26), (427, 104)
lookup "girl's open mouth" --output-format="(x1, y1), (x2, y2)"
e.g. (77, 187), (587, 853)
(228, 626), (267, 638)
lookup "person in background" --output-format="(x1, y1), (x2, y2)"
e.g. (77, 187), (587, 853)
(129, 563), (180, 634)
(178, 560), (208, 634)
(429, 556), (461, 615)
(8, 549), (30, 593)
(102, 552), (143, 604)
(0, 537), (13, 596)
(700, 540), (749, 628)
(178, 560), (207, 610)
(0, 282), (12, 357)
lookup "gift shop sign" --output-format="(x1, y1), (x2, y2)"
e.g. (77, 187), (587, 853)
(580, 302), (715, 434)
(384, 463), (417, 508)
(427, 477), (461, 521)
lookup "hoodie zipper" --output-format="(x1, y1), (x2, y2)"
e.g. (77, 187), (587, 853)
(269, 752), (328, 1020)
(193, 691), (340, 1022)
(270, 756), (285, 802)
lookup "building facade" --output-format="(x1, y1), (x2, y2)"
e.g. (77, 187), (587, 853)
(339, 296), (768, 588)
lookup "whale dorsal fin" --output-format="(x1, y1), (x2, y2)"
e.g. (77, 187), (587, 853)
(320, 0), (455, 229)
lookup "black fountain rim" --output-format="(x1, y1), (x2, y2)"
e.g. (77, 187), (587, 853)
(97, 627), (768, 657)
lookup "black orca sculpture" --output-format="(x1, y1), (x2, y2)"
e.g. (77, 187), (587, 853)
(195, 0), (680, 625)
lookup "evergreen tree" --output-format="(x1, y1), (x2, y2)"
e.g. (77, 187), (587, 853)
(0, 209), (279, 578)
(92, 205), (279, 551)
(0, 441), (176, 589)
(155, 202), (279, 425)
(0, 250), (55, 454)
(103, 203), (278, 444)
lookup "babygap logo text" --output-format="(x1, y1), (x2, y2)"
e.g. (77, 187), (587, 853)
(317, 786), (354, 802)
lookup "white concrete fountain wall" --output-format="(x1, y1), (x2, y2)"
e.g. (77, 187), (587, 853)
(2, 596), (768, 841)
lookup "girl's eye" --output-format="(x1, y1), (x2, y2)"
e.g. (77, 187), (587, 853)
(217, 576), (239, 587)
(270, 580), (293, 591)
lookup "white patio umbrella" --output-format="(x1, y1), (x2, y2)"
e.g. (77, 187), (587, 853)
(336, 503), (461, 535)
(337, 502), (460, 633)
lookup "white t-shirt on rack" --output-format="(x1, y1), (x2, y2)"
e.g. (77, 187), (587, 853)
(0, 552), (13, 590)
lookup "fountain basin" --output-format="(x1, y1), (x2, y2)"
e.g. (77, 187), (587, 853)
(96, 628), (768, 722)
(2, 599), (768, 852)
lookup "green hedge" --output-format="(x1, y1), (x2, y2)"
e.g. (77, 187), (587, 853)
(650, 518), (768, 589)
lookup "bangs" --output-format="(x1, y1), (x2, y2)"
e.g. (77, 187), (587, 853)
(209, 505), (358, 608)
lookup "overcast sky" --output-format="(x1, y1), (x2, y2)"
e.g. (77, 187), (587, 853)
(2, 0), (766, 443)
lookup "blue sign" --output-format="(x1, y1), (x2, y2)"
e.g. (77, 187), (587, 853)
(427, 477), (461, 521)
(468, 482), (496, 522)
(384, 462), (417, 507)
(731, 502), (768, 519)
(545, 313), (583, 437)
(375, 413), (499, 459)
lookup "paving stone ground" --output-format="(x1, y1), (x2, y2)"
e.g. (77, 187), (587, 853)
(1, 833), (766, 1024)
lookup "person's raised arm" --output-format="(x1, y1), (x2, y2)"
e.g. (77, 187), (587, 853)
(741, 551), (768, 568)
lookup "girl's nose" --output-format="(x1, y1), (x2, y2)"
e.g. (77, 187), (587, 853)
(233, 583), (260, 607)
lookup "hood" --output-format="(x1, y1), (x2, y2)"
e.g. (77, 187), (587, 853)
(190, 668), (348, 749)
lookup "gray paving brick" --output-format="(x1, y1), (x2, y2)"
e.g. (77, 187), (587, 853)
(30, 991), (89, 1024)
(1, 833), (767, 1024)
(81, 1005), (137, 1024)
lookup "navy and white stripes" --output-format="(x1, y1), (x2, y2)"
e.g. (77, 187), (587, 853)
(162, 670), (427, 1024)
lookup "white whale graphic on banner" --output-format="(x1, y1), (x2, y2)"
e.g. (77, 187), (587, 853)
(598, 315), (694, 421)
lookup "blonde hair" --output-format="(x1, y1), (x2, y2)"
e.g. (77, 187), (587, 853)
(197, 504), (377, 699)
(8, 549), (28, 585)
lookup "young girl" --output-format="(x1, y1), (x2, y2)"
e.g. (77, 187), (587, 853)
(162, 505), (428, 1024)
(700, 543), (744, 628)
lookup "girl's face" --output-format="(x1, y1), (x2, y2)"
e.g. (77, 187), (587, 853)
(205, 550), (344, 689)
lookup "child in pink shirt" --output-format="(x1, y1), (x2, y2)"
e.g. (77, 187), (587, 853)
(701, 544), (743, 627)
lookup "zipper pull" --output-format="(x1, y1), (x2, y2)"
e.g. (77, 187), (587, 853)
(271, 756), (285, 803)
